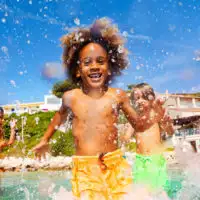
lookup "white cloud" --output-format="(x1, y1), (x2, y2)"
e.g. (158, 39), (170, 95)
(127, 33), (152, 41)
(191, 85), (200, 93)
(42, 62), (65, 79)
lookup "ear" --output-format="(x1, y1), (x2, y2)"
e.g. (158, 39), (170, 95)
(76, 69), (81, 78)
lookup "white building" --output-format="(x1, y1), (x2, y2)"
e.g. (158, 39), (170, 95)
(39, 95), (62, 111)
(2, 102), (44, 115)
(2, 95), (61, 115)
(161, 93), (200, 118)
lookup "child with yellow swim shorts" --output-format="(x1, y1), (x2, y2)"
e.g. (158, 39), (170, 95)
(121, 83), (174, 194)
(33, 19), (165, 199)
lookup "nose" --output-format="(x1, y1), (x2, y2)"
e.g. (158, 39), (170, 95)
(90, 61), (100, 71)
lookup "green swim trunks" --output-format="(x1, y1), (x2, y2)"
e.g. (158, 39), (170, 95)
(133, 154), (168, 191)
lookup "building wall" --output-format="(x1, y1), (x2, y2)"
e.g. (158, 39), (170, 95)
(3, 103), (43, 115)
(39, 95), (61, 111)
(163, 95), (200, 118)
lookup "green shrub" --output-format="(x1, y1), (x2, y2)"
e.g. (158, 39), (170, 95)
(1, 111), (75, 157)
(51, 129), (75, 156)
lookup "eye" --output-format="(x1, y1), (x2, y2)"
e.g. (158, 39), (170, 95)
(83, 58), (92, 66)
(97, 57), (106, 65)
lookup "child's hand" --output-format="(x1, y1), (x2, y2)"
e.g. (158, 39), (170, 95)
(151, 98), (165, 123)
(10, 119), (17, 129)
(32, 139), (49, 160)
(161, 114), (172, 124)
(160, 114), (174, 135)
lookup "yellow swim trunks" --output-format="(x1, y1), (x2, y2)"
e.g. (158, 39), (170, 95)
(71, 149), (132, 200)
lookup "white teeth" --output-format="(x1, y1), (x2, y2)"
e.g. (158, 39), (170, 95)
(89, 73), (101, 78)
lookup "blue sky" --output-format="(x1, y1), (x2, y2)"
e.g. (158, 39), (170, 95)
(0, 0), (200, 105)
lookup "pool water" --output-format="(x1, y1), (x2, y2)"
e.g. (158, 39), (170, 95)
(0, 165), (186, 200)
(0, 171), (72, 200)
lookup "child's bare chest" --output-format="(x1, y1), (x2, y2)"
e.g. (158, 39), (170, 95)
(72, 96), (119, 120)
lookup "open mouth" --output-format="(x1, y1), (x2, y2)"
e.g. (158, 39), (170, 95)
(88, 73), (102, 81)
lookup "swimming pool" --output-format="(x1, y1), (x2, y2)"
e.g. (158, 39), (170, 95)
(0, 171), (72, 200)
(0, 164), (185, 200)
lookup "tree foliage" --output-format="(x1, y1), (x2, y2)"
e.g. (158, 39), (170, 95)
(1, 111), (75, 157)
(127, 84), (136, 90)
(52, 80), (79, 98)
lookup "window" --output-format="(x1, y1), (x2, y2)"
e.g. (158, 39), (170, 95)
(195, 99), (200, 107)
(179, 98), (193, 108)
(46, 97), (61, 105)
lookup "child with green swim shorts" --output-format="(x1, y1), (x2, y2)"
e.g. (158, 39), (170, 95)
(121, 83), (174, 193)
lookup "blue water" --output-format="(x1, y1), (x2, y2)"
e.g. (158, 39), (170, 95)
(0, 165), (185, 200)
(0, 171), (72, 200)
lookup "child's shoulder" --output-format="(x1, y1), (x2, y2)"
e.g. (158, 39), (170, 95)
(107, 88), (128, 104)
(63, 88), (81, 97)
(62, 88), (81, 105)
(108, 87), (127, 96)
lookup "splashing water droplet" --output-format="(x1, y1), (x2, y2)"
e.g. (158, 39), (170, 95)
(118, 45), (124, 53)
(1, 18), (6, 23)
(74, 18), (80, 25)
(136, 65), (140, 70)
(10, 80), (16, 87)
(122, 31), (128, 37)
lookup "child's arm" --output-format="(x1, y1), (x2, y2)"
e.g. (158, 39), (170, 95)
(160, 115), (174, 136)
(7, 130), (15, 145)
(32, 92), (70, 156)
(7, 121), (17, 145)
(118, 89), (165, 132)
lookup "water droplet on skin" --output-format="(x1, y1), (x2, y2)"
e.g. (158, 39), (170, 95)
(109, 50), (113, 54)
(117, 45), (124, 53)
(116, 89), (120, 95)
(111, 58), (116, 63)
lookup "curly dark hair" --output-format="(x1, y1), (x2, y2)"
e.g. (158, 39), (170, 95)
(61, 18), (128, 84)
(0, 107), (4, 114)
(0, 107), (4, 119)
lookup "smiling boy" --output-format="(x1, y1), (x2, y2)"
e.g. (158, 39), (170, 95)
(33, 18), (165, 199)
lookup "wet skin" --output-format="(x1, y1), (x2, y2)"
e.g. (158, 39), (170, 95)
(33, 43), (165, 157)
